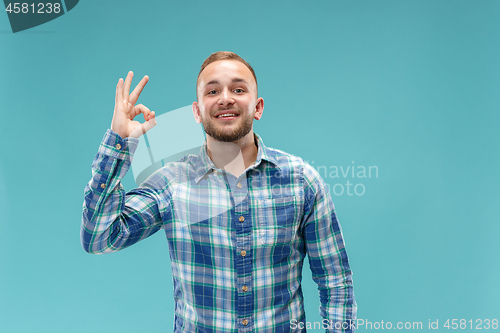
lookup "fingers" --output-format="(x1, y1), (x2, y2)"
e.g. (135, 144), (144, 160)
(129, 110), (157, 138)
(134, 104), (151, 119)
(115, 71), (148, 119)
(142, 114), (157, 133)
(133, 104), (152, 120)
(129, 75), (149, 105)
(123, 71), (134, 102)
(147, 111), (155, 121)
(115, 78), (123, 104)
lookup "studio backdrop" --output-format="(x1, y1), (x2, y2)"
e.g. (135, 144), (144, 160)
(1, 1), (499, 332)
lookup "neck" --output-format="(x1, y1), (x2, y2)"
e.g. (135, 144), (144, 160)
(206, 130), (258, 178)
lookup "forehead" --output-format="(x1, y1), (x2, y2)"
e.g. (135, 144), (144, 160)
(198, 60), (256, 88)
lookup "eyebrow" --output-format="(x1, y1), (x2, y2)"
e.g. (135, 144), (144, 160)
(205, 78), (248, 88)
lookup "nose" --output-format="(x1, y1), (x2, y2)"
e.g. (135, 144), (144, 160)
(218, 88), (235, 107)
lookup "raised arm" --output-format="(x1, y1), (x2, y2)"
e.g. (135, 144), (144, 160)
(81, 72), (168, 254)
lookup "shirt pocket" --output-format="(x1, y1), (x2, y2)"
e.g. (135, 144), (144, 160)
(256, 196), (299, 246)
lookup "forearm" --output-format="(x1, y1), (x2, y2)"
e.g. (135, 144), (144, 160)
(307, 222), (357, 332)
(81, 130), (161, 254)
(314, 264), (356, 332)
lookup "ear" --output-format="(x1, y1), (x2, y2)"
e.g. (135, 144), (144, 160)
(253, 97), (264, 120)
(192, 101), (202, 124)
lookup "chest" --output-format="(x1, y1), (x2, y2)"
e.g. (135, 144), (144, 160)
(164, 170), (303, 249)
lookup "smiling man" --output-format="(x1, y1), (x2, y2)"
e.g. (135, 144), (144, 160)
(81, 51), (356, 332)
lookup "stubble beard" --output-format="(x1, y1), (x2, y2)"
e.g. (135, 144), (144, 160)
(201, 109), (254, 142)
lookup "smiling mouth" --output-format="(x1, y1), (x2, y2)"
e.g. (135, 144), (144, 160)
(215, 113), (239, 119)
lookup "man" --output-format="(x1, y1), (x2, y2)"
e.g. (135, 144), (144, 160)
(81, 51), (356, 332)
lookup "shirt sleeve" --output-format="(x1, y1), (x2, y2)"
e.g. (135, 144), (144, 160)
(81, 129), (170, 254)
(301, 163), (357, 333)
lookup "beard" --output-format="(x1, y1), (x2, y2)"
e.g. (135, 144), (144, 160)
(201, 109), (254, 142)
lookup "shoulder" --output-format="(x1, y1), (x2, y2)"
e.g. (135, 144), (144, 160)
(262, 145), (330, 210)
(176, 152), (199, 167)
(266, 146), (304, 167)
(264, 145), (321, 184)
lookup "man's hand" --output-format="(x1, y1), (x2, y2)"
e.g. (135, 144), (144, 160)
(111, 71), (156, 138)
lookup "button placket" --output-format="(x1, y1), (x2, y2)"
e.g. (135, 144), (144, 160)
(233, 179), (252, 330)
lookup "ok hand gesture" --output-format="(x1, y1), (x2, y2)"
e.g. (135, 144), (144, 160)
(111, 71), (156, 139)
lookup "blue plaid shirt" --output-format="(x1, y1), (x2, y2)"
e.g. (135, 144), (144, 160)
(81, 130), (356, 332)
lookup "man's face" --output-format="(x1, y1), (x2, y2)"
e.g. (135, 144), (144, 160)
(193, 60), (263, 142)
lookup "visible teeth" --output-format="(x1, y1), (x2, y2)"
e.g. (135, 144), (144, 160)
(217, 113), (237, 118)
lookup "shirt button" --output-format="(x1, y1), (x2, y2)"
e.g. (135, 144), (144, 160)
(100, 183), (106, 189)
(237, 182), (242, 189)
(242, 285), (248, 292)
(239, 216), (245, 222)
(240, 250), (247, 257)
(242, 319), (248, 326)
(115, 143), (122, 150)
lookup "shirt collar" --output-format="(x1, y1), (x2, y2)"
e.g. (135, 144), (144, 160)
(193, 133), (281, 183)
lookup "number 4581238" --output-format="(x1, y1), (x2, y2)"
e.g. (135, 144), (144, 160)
(5, 3), (61, 14)
(444, 319), (498, 330)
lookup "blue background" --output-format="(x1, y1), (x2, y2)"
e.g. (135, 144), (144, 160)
(1, 1), (499, 332)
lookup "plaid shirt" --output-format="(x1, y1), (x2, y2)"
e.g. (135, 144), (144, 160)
(81, 129), (356, 332)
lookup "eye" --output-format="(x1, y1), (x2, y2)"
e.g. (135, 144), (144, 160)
(207, 90), (218, 95)
(234, 88), (244, 93)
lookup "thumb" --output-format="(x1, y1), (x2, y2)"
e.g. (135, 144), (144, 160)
(142, 116), (157, 133)
(130, 114), (157, 138)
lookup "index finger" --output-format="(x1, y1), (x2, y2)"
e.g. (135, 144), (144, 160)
(129, 75), (149, 105)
